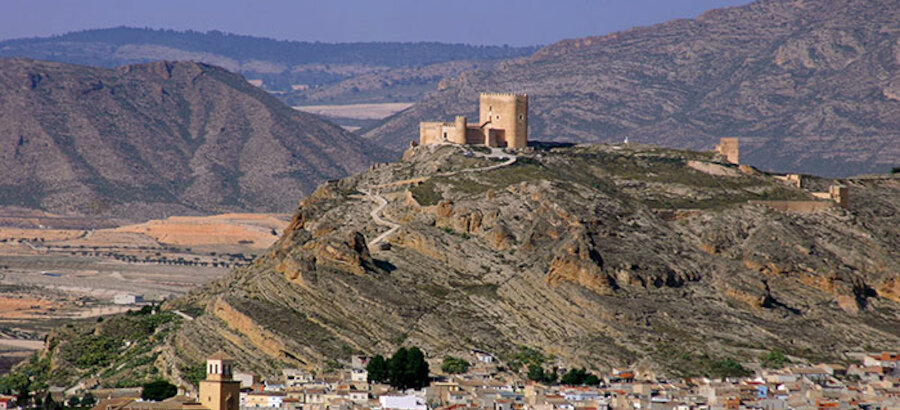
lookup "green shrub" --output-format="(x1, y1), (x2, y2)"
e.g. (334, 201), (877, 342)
(141, 380), (177, 401)
(759, 350), (790, 369)
(441, 356), (469, 374)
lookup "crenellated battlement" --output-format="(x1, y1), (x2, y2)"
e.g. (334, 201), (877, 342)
(480, 92), (528, 97)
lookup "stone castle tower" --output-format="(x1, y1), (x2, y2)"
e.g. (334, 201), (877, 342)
(199, 352), (240, 410)
(419, 93), (528, 148)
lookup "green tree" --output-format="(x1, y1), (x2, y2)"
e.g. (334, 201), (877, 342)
(584, 374), (601, 386)
(388, 348), (409, 388)
(405, 347), (430, 389)
(12, 375), (30, 409)
(384, 347), (430, 390)
(367, 355), (389, 383)
(68, 396), (82, 408)
(545, 367), (559, 384)
(81, 392), (96, 408)
(441, 356), (470, 374)
(527, 364), (545, 382)
(141, 380), (178, 401)
(561, 368), (589, 385)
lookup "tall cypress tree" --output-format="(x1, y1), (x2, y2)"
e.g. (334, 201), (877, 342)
(366, 355), (388, 383)
(388, 347), (409, 389)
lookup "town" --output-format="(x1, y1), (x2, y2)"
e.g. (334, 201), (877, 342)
(20, 349), (898, 410)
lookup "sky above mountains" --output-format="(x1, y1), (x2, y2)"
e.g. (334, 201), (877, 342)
(2, 0), (752, 46)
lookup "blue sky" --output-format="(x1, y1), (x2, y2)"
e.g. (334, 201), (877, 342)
(0, 0), (752, 46)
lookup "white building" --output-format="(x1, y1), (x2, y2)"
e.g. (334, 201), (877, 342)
(471, 349), (495, 364)
(350, 368), (368, 383)
(113, 294), (143, 305)
(379, 395), (427, 410)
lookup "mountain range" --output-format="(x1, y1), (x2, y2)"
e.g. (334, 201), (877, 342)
(364, 0), (900, 177)
(0, 58), (391, 219)
(0, 27), (538, 105)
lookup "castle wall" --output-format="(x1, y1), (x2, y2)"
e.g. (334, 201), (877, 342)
(465, 126), (485, 145)
(716, 137), (740, 164)
(419, 122), (444, 146)
(749, 200), (834, 213)
(829, 185), (848, 208)
(479, 93), (528, 148)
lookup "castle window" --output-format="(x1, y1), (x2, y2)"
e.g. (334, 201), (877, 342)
(496, 115), (501, 120)
(442, 132), (447, 140)
(518, 114), (525, 121)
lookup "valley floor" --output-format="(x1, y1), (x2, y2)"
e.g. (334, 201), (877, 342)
(0, 209), (290, 370)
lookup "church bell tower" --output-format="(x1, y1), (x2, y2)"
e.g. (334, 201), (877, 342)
(198, 352), (240, 410)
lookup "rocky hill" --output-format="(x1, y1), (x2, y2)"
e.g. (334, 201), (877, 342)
(364, 0), (900, 177)
(0, 58), (392, 219)
(0, 27), (537, 105)
(17, 142), (900, 388)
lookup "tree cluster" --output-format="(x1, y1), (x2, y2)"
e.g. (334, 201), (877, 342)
(366, 347), (430, 390)
(440, 356), (470, 374)
(560, 368), (601, 386)
(527, 364), (558, 384)
(141, 380), (178, 401)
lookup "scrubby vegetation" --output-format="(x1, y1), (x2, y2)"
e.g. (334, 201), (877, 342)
(0, 305), (181, 395)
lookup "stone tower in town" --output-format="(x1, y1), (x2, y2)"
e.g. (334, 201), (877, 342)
(479, 93), (529, 149)
(199, 352), (240, 410)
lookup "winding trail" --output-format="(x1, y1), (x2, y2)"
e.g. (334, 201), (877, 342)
(364, 146), (516, 247)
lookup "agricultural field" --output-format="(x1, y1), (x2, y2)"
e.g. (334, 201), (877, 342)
(0, 209), (290, 370)
(293, 102), (414, 132)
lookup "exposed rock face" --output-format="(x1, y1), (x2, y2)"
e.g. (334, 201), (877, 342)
(26, 144), (900, 384)
(365, 0), (900, 177)
(0, 58), (392, 219)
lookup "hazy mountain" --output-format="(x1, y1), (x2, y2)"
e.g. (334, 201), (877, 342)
(0, 27), (538, 104)
(20, 143), (900, 386)
(364, 0), (900, 177)
(0, 58), (392, 219)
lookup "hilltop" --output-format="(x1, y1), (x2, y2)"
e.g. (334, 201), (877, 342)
(364, 0), (900, 176)
(0, 27), (538, 105)
(16, 142), (900, 388)
(0, 58), (392, 219)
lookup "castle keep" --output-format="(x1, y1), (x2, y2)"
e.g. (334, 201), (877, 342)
(419, 93), (528, 148)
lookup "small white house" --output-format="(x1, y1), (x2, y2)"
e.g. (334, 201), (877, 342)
(113, 294), (143, 305)
(379, 395), (427, 410)
(350, 368), (368, 383)
(472, 349), (495, 364)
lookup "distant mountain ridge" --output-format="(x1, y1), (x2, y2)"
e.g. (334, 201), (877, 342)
(364, 0), (900, 177)
(0, 58), (392, 219)
(0, 27), (538, 105)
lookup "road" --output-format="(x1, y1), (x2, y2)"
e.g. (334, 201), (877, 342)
(363, 145), (517, 247)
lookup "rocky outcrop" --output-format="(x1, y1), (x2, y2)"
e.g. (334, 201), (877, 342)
(22, 144), (900, 386)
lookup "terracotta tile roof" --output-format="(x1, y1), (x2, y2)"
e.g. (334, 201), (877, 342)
(207, 351), (233, 361)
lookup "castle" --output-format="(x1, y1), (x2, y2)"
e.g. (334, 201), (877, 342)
(419, 93), (528, 148)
